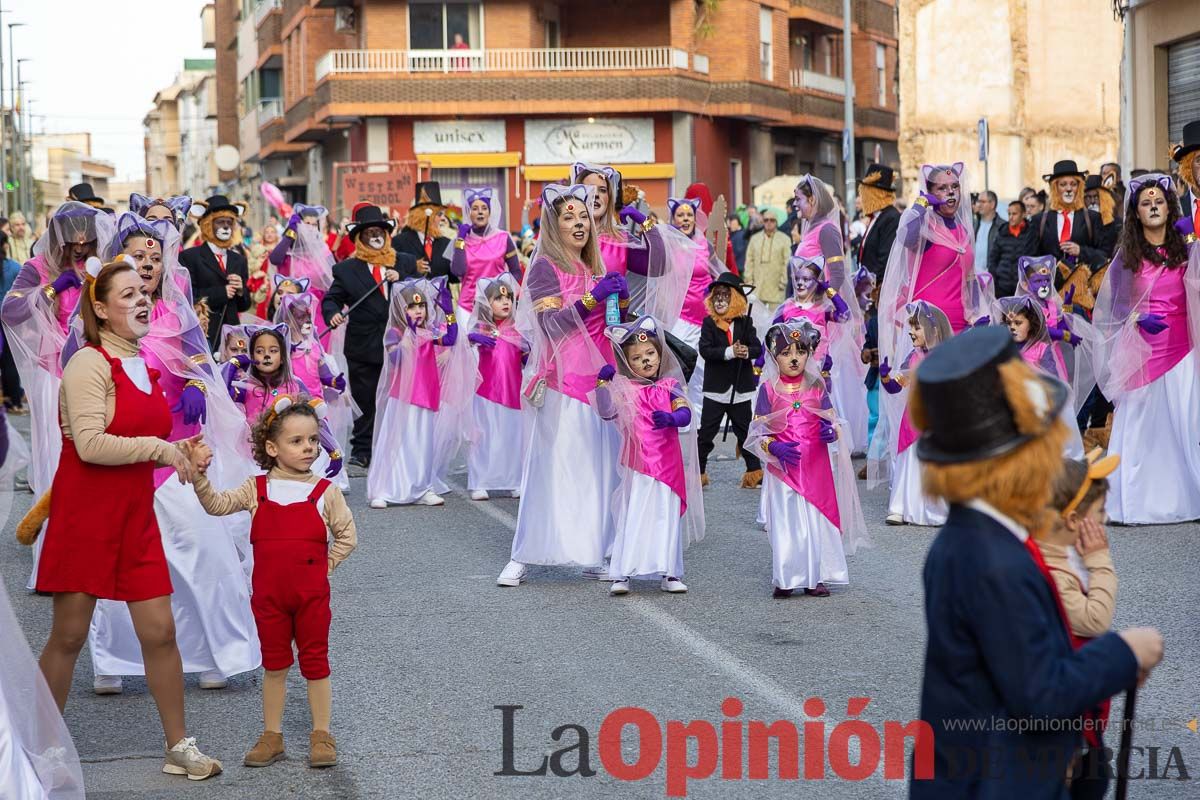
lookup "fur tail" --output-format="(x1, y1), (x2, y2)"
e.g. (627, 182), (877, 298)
(16, 490), (51, 546)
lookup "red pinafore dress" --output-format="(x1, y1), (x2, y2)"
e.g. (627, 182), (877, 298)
(36, 346), (174, 600)
(250, 474), (333, 679)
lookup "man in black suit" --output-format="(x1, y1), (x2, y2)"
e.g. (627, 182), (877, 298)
(392, 181), (453, 280)
(179, 194), (251, 347)
(1031, 160), (1107, 278)
(1172, 120), (1200, 234)
(322, 203), (417, 470)
(855, 164), (900, 281)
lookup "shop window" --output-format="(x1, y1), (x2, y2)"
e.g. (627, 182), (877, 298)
(410, 1), (483, 50)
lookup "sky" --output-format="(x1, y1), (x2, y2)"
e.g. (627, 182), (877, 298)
(7, 0), (212, 180)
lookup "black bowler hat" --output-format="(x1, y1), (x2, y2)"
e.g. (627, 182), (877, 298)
(1171, 120), (1200, 163)
(411, 181), (444, 210)
(194, 194), (246, 218)
(1084, 174), (1102, 191)
(346, 203), (396, 240)
(859, 163), (896, 193)
(1042, 160), (1087, 183)
(68, 182), (105, 208)
(914, 327), (1068, 464)
(708, 271), (754, 297)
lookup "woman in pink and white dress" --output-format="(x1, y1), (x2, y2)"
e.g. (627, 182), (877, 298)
(1093, 173), (1200, 524)
(448, 187), (522, 324)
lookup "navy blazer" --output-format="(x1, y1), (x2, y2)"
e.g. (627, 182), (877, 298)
(911, 504), (1137, 800)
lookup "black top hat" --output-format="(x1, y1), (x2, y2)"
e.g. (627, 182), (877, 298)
(708, 271), (753, 297)
(68, 182), (105, 207)
(1172, 120), (1200, 163)
(1042, 160), (1087, 183)
(196, 194), (246, 218)
(914, 327), (1068, 464)
(1084, 174), (1102, 191)
(411, 181), (444, 209)
(858, 163), (896, 193)
(346, 204), (396, 240)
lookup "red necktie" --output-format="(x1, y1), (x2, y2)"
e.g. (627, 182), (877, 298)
(215, 251), (226, 273)
(372, 265), (387, 297)
(1059, 212), (1072, 244)
(1193, 206), (1199, 238)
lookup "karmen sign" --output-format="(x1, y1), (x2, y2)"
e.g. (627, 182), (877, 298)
(525, 118), (655, 165)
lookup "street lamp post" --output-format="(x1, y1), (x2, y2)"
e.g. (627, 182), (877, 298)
(7, 23), (23, 214)
(0, 6), (8, 217)
(841, 0), (856, 215)
(18, 65), (30, 216)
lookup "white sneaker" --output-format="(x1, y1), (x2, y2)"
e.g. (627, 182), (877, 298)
(510, 488), (521, 498)
(885, 512), (904, 526)
(163, 736), (222, 781)
(369, 498), (387, 509)
(93, 675), (123, 695)
(582, 560), (612, 581)
(416, 490), (445, 506)
(198, 670), (227, 690)
(469, 489), (489, 501)
(497, 560), (527, 587)
(661, 577), (688, 593)
(609, 579), (630, 595)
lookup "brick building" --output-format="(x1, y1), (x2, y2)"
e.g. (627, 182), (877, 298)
(220, 0), (898, 226)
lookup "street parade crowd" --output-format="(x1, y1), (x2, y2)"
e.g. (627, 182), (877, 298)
(7, 119), (1200, 797)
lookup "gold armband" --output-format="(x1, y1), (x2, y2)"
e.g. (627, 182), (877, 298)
(759, 436), (775, 454)
(581, 292), (599, 311)
(185, 379), (208, 394)
(825, 255), (845, 264)
(189, 353), (208, 365)
(825, 287), (838, 299)
(914, 196), (930, 208)
(532, 296), (563, 312)
(329, 449), (342, 461)
(455, 238), (466, 250)
(618, 298), (630, 308)
(671, 397), (689, 411)
(42, 285), (56, 301)
(595, 378), (608, 388)
(445, 313), (456, 324)
(1186, 233), (1198, 245)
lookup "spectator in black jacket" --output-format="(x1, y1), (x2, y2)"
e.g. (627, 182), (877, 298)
(696, 272), (762, 489)
(727, 214), (748, 273)
(988, 200), (1037, 297)
(392, 181), (453, 280)
(856, 164), (900, 281)
(1085, 174), (1121, 258)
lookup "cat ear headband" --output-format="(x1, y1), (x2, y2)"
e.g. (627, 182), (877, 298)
(1062, 448), (1121, 516)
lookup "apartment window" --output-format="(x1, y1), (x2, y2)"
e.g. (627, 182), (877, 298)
(260, 68), (281, 100)
(800, 33), (814, 71)
(409, 1), (483, 50)
(759, 7), (773, 81)
(544, 2), (560, 48)
(876, 44), (887, 106)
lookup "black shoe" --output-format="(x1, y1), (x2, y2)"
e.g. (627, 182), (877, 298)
(772, 587), (793, 599)
(348, 456), (369, 469)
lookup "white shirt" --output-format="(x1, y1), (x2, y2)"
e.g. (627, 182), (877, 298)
(263, 475), (328, 515)
(965, 498), (1028, 542)
(207, 241), (228, 259)
(121, 357), (152, 394)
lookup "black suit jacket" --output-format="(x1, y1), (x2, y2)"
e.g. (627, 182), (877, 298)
(913, 504), (1137, 799)
(179, 243), (250, 344)
(1031, 209), (1106, 270)
(859, 205), (900, 281)
(392, 228), (453, 280)
(698, 316), (761, 396)
(321, 254), (415, 366)
(1182, 188), (1197, 222)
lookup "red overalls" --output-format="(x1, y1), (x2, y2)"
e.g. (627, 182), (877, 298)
(250, 474), (333, 679)
(37, 346), (173, 600)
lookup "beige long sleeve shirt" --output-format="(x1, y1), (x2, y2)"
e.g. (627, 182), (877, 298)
(1037, 541), (1118, 639)
(193, 466), (357, 574)
(58, 329), (179, 467)
(743, 230), (791, 305)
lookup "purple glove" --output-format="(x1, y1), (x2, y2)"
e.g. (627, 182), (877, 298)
(878, 356), (892, 380)
(0, 407), (8, 468)
(767, 439), (802, 468)
(457, 222), (473, 239)
(1175, 218), (1195, 237)
(591, 272), (626, 303)
(918, 192), (946, 208)
(286, 213), (301, 232)
(618, 205), (646, 226)
(51, 270), (82, 294)
(172, 384), (208, 426)
(231, 353), (252, 372)
(972, 315), (991, 328)
(318, 361), (347, 395)
(816, 278), (831, 295)
(818, 420), (837, 444)
(325, 452), (343, 479)
(1137, 313), (1168, 335)
(440, 322), (458, 347)
(597, 364), (616, 383)
(650, 407), (691, 429)
(1062, 285), (1076, 309)
(437, 282), (454, 314)
(820, 354), (833, 374)
(468, 332), (497, 349)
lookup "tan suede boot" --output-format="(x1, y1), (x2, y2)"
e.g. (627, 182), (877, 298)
(740, 469), (763, 489)
(243, 731), (285, 767)
(700, 473), (710, 487)
(309, 730), (338, 768)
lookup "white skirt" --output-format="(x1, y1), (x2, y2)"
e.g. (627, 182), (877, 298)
(888, 446), (948, 526)
(1107, 350), (1200, 524)
(24, 371), (63, 590)
(831, 366), (870, 455)
(367, 402), (448, 504)
(468, 396), (526, 492)
(89, 475), (261, 677)
(671, 318), (705, 414)
(1062, 403), (1084, 460)
(610, 472), (685, 580)
(510, 389), (620, 567)
(763, 473), (848, 589)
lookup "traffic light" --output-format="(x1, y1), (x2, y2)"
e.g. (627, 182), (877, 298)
(4, 180), (17, 191)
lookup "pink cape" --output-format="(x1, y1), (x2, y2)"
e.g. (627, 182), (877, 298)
(763, 381), (840, 529)
(622, 378), (688, 514)
(540, 266), (617, 404)
(145, 300), (199, 488)
(29, 254), (80, 334)
(477, 334), (523, 410)
(389, 338), (441, 411)
(459, 231), (510, 314)
(679, 235), (711, 326)
(1136, 263), (1191, 386)
(912, 235), (970, 333)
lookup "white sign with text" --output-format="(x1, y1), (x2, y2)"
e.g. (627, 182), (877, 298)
(524, 118), (655, 165)
(414, 120), (507, 153)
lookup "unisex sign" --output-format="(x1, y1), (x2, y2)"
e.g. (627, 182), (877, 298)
(414, 120), (507, 153)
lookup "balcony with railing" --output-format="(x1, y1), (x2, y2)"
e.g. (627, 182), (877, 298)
(256, 0), (282, 59)
(258, 98), (284, 124)
(254, 0), (280, 25)
(315, 47), (692, 80)
(790, 69), (846, 96)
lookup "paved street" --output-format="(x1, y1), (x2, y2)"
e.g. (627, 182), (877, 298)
(3, 414), (1198, 799)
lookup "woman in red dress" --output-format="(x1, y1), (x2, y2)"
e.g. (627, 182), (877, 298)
(34, 257), (223, 781)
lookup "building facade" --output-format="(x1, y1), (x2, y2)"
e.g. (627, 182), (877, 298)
(144, 59), (219, 202)
(213, 0), (898, 224)
(898, 0), (1122, 202)
(30, 133), (116, 222)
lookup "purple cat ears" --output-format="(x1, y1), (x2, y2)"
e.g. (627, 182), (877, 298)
(920, 162), (965, 183)
(129, 193), (193, 223)
(465, 187), (495, 208)
(766, 318), (821, 354)
(1125, 173), (1174, 210)
(1017, 255), (1056, 276)
(605, 315), (660, 345)
(666, 197), (702, 217)
(541, 183), (590, 208)
(272, 274), (311, 293)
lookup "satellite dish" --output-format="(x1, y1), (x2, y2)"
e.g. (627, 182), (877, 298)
(214, 145), (239, 172)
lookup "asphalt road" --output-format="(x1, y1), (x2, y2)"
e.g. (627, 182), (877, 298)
(3, 415), (1198, 800)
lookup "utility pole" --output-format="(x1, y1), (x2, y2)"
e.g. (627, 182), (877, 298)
(0, 5), (8, 217)
(842, 0), (856, 214)
(7, 23), (22, 213)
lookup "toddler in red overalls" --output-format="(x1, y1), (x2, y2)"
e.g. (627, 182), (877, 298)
(191, 395), (356, 769)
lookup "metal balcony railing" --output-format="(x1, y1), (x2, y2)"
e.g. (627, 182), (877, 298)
(254, 0), (280, 26)
(258, 98), (283, 122)
(315, 47), (693, 80)
(790, 69), (847, 95)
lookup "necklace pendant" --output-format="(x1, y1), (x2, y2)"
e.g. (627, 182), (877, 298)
(792, 401), (802, 411)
